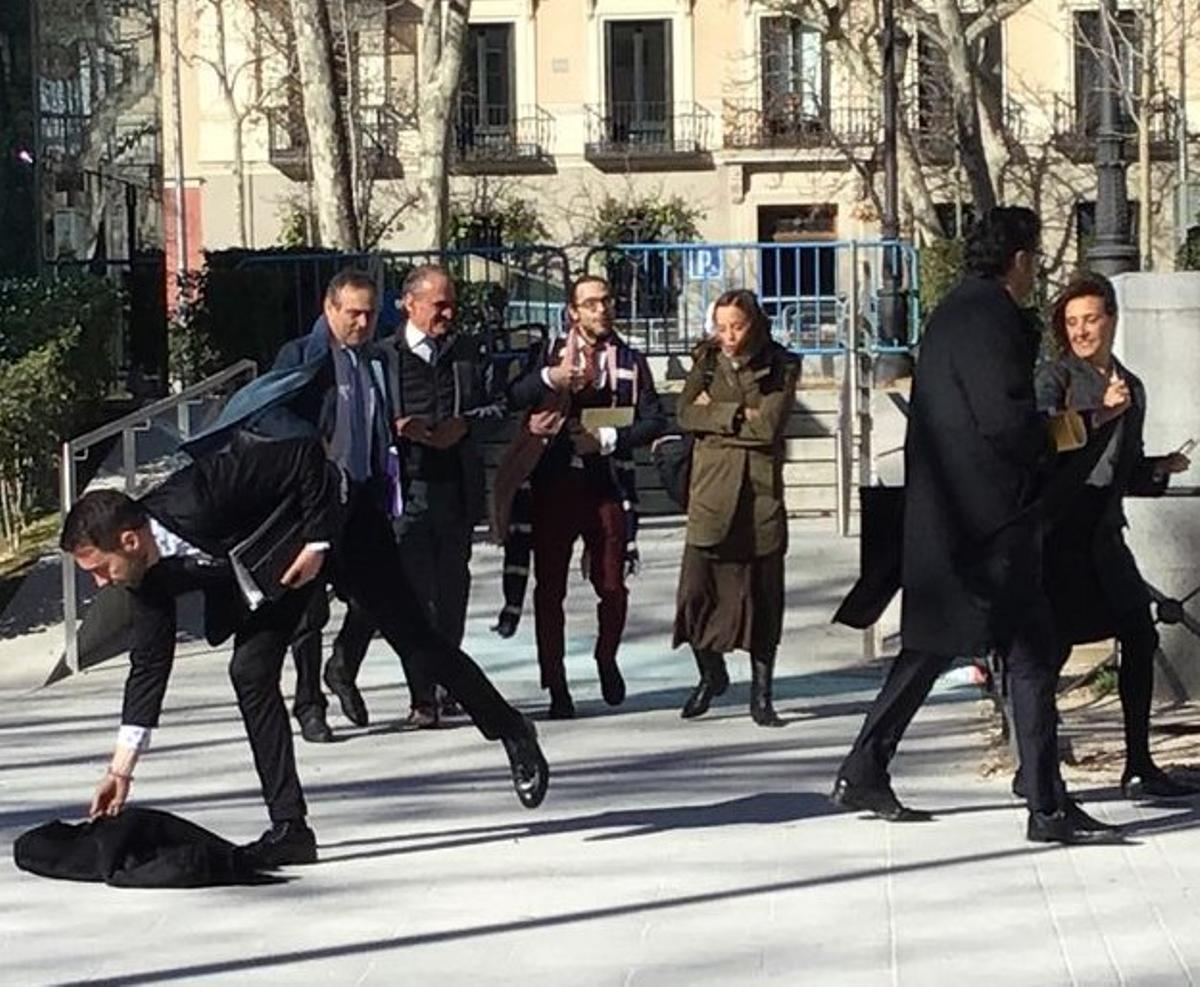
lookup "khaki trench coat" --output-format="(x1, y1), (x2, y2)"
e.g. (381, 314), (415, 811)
(677, 339), (800, 557)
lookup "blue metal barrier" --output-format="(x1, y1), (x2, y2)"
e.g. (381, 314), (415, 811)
(582, 240), (920, 357)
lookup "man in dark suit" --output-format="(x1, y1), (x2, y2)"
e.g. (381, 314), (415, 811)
(830, 207), (1120, 844)
(185, 270), (550, 808)
(62, 436), (335, 868)
(325, 264), (496, 727)
(505, 275), (666, 718)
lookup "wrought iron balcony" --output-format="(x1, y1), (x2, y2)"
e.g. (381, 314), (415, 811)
(903, 86), (1027, 164)
(1051, 91), (1178, 162)
(723, 95), (880, 151)
(584, 102), (712, 170)
(452, 104), (555, 174)
(266, 104), (410, 180)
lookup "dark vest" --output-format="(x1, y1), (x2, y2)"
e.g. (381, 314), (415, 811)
(394, 344), (463, 486)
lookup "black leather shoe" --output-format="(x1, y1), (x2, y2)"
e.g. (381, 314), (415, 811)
(599, 663), (626, 706)
(548, 686), (575, 720)
(239, 820), (318, 869)
(681, 668), (730, 720)
(323, 662), (368, 728)
(829, 777), (934, 822)
(502, 717), (550, 809)
(1027, 809), (1125, 845)
(1122, 766), (1200, 800)
(298, 709), (333, 743)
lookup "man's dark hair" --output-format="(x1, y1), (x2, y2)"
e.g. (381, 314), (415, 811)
(567, 274), (610, 307)
(963, 206), (1041, 279)
(1049, 272), (1117, 352)
(401, 263), (449, 297)
(60, 489), (148, 552)
(325, 268), (377, 305)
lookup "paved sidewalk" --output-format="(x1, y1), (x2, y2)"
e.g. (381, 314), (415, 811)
(2, 521), (1199, 986)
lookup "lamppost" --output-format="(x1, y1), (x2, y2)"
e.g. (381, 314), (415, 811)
(877, 0), (911, 378)
(1086, 0), (1138, 276)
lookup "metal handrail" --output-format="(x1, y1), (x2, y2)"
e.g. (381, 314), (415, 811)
(59, 359), (259, 674)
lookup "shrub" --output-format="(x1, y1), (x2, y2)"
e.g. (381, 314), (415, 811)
(0, 275), (120, 544)
(918, 237), (965, 316)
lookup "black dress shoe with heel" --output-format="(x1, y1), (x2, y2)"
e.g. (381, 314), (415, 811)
(502, 716), (550, 809)
(323, 661), (368, 728)
(239, 820), (318, 869)
(830, 777), (934, 822)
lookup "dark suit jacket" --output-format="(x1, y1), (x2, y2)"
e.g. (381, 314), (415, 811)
(183, 318), (392, 465)
(380, 326), (493, 523)
(1035, 354), (1168, 641)
(122, 435), (335, 727)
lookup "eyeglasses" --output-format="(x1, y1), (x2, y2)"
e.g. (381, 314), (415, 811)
(576, 296), (613, 310)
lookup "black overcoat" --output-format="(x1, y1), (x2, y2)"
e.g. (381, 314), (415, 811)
(900, 276), (1049, 656)
(1035, 354), (1168, 643)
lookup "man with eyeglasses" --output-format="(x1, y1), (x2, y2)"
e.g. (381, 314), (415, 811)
(499, 275), (666, 719)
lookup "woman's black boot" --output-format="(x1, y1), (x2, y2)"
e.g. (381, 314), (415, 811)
(681, 649), (729, 719)
(750, 653), (785, 727)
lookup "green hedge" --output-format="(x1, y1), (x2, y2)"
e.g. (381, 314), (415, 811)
(0, 275), (120, 544)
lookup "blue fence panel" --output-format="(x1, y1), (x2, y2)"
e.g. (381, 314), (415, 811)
(582, 241), (920, 357)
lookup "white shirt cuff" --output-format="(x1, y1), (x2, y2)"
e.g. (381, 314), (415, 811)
(117, 724), (152, 753)
(598, 426), (618, 456)
(304, 542), (330, 552)
(540, 367), (554, 389)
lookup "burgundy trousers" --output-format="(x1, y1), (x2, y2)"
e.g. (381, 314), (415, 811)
(531, 467), (629, 691)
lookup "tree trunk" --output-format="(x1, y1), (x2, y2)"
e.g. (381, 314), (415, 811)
(211, 0), (249, 247)
(933, 0), (997, 213)
(288, 0), (359, 250)
(416, 0), (472, 250)
(1137, 12), (1154, 269)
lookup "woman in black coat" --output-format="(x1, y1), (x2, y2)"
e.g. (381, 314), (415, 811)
(1036, 273), (1195, 799)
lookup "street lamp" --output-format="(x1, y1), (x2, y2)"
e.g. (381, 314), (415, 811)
(877, 0), (912, 377)
(1086, 0), (1138, 276)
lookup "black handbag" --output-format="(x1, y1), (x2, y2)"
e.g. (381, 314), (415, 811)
(653, 349), (717, 510)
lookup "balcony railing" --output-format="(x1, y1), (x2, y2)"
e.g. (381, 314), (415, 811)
(266, 104), (410, 179)
(723, 95), (880, 150)
(904, 87), (1027, 162)
(1052, 91), (1178, 161)
(584, 102), (712, 169)
(452, 104), (555, 173)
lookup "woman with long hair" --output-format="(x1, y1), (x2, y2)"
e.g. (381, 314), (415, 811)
(673, 289), (801, 726)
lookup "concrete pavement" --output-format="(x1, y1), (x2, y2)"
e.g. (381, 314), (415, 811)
(2, 520), (1200, 986)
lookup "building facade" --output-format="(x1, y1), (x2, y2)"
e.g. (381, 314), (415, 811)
(163, 0), (1199, 274)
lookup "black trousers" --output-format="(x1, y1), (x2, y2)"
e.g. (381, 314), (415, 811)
(332, 484), (525, 741)
(332, 507), (474, 709)
(289, 590), (329, 720)
(228, 583), (318, 824)
(839, 599), (1067, 813)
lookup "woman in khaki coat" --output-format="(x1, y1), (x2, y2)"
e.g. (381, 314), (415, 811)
(673, 289), (800, 726)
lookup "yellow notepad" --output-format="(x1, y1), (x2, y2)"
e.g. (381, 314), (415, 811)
(580, 407), (635, 433)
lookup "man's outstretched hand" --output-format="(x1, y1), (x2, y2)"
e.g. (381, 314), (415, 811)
(89, 772), (131, 819)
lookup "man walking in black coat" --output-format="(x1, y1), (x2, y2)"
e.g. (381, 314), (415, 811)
(830, 207), (1118, 844)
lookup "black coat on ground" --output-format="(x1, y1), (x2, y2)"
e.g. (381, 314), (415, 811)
(899, 276), (1050, 656)
(1035, 354), (1168, 643)
(14, 807), (277, 887)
